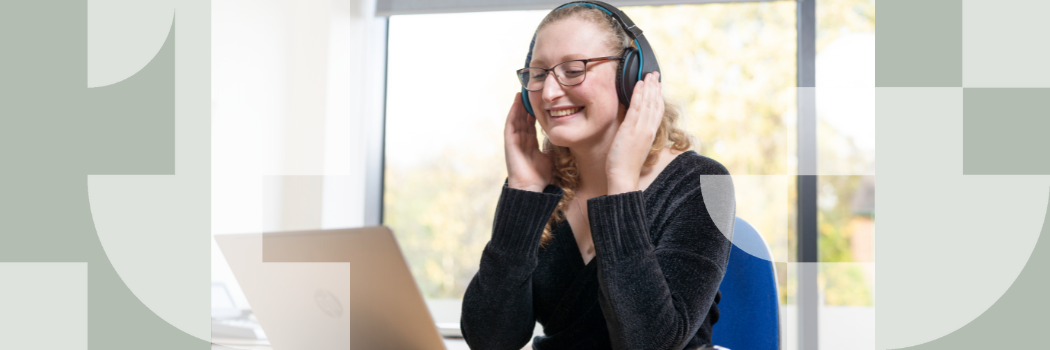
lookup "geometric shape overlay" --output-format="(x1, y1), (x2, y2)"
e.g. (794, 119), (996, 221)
(893, 187), (1050, 349)
(87, 0), (175, 88)
(88, 18), (210, 342)
(875, 0), (962, 87)
(963, 88), (1050, 174)
(876, 88), (1048, 349)
(963, 0), (1050, 87)
(0, 263), (87, 350)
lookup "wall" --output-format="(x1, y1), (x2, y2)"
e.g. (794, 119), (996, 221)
(211, 0), (386, 309)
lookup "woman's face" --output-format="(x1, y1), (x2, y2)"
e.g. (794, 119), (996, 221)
(529, 17), (625, 149)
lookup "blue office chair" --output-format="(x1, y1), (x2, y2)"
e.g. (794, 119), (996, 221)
(712, 217), (780, 350)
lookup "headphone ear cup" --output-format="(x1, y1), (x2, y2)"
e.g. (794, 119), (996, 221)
(521, 88), (535, 116)
(617, 47), (640, 108)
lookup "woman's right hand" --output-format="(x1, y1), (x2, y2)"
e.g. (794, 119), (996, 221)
(504, 92), (552, 193)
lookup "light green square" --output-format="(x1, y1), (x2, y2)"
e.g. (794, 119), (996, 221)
(0, 263), (87, 350)
(963, 0), (1050, 87)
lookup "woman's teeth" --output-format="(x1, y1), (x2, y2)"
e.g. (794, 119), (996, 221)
(550, 107), (582, 117)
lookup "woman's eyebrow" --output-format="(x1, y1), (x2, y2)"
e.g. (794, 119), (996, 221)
(561, 53), (588, 61)
(529, 54), (591, 67)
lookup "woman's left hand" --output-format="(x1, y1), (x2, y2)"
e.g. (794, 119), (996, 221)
(606, 72), (663, 195)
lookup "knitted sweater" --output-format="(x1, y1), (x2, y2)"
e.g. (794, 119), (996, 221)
(461, 151), (736, 350)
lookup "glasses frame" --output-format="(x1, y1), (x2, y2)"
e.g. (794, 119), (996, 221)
(516, 56), (622, 91)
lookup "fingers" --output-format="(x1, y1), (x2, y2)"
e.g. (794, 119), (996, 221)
(524, 110), (537, 143)
(515, 93), (528, 132)
(507, 92), (522, 130)
(523, 95), (537, 138)
(649, 72), (663, 131)
(625, 78), (645, 126)
(627, 72), (662, 131)
(507, 92), (532, 135)
(505, 92), (541, 152)
(527, 111), (537, 135)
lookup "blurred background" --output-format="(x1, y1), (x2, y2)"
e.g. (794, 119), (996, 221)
(212, 0), (874, 349)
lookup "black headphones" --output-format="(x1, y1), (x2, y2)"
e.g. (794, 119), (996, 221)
(521, 0), (661, 117)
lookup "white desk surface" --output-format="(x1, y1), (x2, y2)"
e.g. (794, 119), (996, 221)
(211, 337), (529, 350)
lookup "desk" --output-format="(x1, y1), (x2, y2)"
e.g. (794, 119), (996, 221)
(211, 337), (524, 350)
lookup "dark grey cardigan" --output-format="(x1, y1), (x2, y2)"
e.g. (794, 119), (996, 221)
(461, 150), (736, 350)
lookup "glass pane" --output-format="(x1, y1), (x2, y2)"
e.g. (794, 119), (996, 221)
(385, 1), (798, 317)
(816, 0), (875, 349)
(386, 11), (548, 305)
(622, 0), (798, 301)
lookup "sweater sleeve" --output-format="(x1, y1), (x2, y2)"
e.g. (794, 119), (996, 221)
(587, 173), (735, 350)
(461, 182), (563, 350)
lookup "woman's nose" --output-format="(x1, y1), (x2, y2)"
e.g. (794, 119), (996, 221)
(541, 73), (564, 103)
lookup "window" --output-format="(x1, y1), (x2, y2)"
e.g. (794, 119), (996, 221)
(815, 0), (876, 348)
(383, 1), (874, 348)
(385, 10), (549, 301)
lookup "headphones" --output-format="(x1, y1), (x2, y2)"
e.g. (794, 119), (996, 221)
(521, 0), (661, 117)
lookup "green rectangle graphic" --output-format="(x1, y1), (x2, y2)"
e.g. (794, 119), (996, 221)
(964, 88), (1050, 174)
(876, 0), (962, 87)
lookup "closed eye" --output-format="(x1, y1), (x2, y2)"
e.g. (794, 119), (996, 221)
(563, 70), (584, 78)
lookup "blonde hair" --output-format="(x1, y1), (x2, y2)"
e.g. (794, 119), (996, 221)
(534, 5), (694, 246)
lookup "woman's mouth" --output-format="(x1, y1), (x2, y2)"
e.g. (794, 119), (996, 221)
(549, 106), (583, 119)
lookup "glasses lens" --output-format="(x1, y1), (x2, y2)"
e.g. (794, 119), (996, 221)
(518, 68), (547, 91)
(555, 61), (586, 86)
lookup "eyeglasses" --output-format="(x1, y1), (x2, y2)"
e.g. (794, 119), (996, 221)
(516, 56), (621, 92)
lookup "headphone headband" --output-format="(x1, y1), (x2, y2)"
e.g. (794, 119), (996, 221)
(555, 1), (644, 39)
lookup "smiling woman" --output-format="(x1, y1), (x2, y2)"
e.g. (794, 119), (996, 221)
(384, 0), (799, 346)
(520, 7), (696, 251)
(459, 2), (736, 349)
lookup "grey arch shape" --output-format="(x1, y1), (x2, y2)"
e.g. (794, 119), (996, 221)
(892, 187), (1050, 349)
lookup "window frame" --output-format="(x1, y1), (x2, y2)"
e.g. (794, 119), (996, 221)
(370, 1), (821, 348)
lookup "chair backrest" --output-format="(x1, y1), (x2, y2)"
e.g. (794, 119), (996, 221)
(712, 217), (780, 350)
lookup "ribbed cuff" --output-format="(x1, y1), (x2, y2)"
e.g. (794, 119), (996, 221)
(587, 190), (654, 262)
(489, 183), (564, 258)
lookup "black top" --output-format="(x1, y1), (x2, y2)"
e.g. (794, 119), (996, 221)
(461, 150), (736, 350)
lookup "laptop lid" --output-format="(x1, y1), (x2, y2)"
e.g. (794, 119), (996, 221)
(215, 226), (446, 350)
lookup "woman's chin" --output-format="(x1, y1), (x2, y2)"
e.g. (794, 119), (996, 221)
(546, 133), (585, 148)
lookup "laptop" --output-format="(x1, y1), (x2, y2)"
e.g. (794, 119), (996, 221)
(211, 282), (267, 340)
(215, 226), (448, 350)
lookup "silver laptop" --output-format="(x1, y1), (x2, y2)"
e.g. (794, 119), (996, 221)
(215, 226), (447, 350)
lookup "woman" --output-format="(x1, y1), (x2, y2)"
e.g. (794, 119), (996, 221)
(461, 3), (735, 349)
